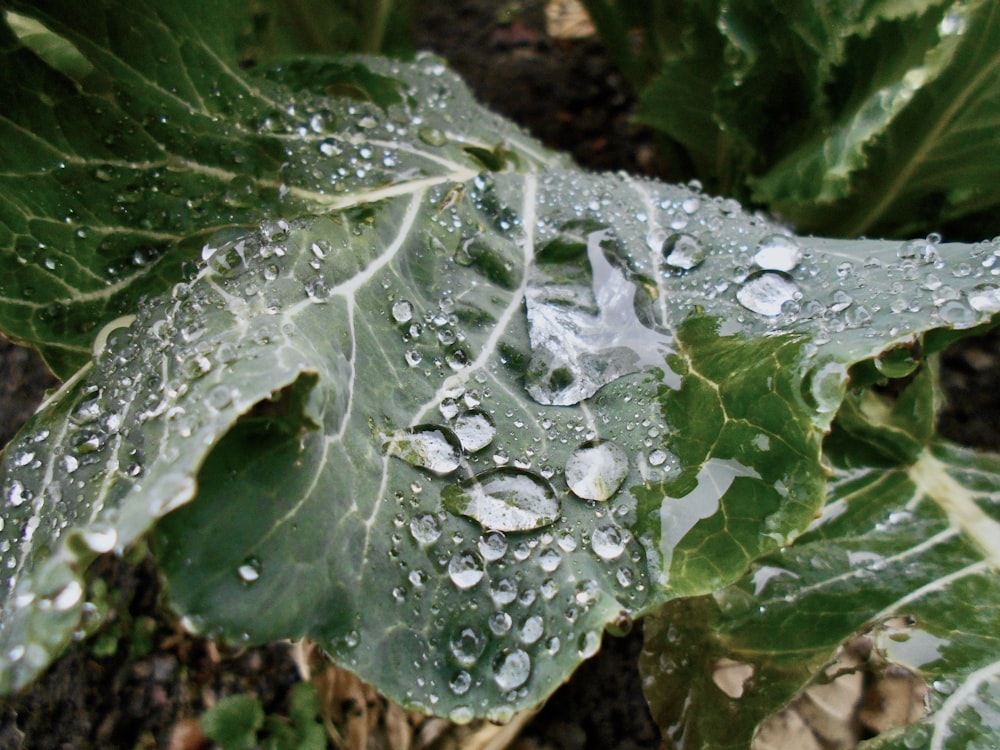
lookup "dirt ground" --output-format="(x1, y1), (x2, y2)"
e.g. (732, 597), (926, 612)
(1, 2), (999, 749)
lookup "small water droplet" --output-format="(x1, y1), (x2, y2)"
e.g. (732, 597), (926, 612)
(478, 530), (508, 561)
(448, 550), (485, 589)
(449, 671), (472, 696)
(450, 626), (486, 666)
(591, 524), (626, 560)
(391, 300), (414, 323)
(493, 648), (531, 691)
(409, 513), (441, 545)
(736, 272), (801, 317)
(662, 232), (706, 270)
(381, 425), (462, 475)
(418, 126), (448, 146)
(565, 440), (628, 502)
(489, 611), (512, 635)
(538, 548), (561, 573)
(490, 577), (517, 606)
(519, 615), (544, 645)
(753, 234), (802, 272)
(237, 557), (261, 584)
(442, 468), (559, 532)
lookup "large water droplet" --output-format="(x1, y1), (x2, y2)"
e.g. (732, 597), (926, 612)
(753, 235), (802, 272)
(478, 530), (508, 561)
(453, 410), (496, 452)
(519, 615), (544, 645)
(448, 550), (485, 589)
(381, 425), (462, 475)
(493, 648), (531, 691)
(565, 440), (628, 502)
(442, 468), (559, 532)
(391, 300), (414, 323)
(736, 272), (801, 317)
(662, 232), (706, 270)
(968, 283), (1000, 313)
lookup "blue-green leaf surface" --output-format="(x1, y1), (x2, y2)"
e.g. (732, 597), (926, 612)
(2, 0), (1000, 724)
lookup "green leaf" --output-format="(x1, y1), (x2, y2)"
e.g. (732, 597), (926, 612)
(201, 693), (266, 750)
(640, 407), (1000, 748)
(588, 0), (1000, 237)
(2, 0), (1000, 726)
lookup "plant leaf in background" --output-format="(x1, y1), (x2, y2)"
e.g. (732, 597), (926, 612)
(640, 367), (1000, 749)
(580, 0), (1000, 238)
(2, 0), (1000, 735)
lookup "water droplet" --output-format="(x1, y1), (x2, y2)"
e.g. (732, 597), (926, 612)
(538, 548), (561, 573)
(493, 649), (531, 691)
(968, 284), (1000, 313)
(898, 237), (938, 264)
(418, 126), (448, 146)
(450, 626), (486, 666)
(565, 440), (628, 502)
(478, 530), (508, 561)
(237, 557), (261, 584)
(448, 550), (485, 589)
(662, 232), (706, 270)
(490, 577), (517, 606)
(449, 671), (472, 696)
(391, 300), (414, 323)
(409, 513), (441, 545)
(736, 272), (801, 317)
(591, 524), (626, 560)
(648, 449), (667, 466)
(442, 468), (559, 532)
(489, 611), (512, 635)
(381, 425), (462, 475)
(206, 384), (233, 410)
(81, 526), (118, 553)
(519, 615), (544, 645)
(206, 237), (249, 278)
(453, 410), (496, 452)
(577, 631), (601, 658)
(753, 235), (802, 272)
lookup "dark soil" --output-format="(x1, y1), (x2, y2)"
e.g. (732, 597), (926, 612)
(1, 2), (999, 749)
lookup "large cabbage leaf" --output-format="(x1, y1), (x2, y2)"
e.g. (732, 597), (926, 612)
(1, 0), (999, 725)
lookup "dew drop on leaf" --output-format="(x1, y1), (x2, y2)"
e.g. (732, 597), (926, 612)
(441, 468), (559, 532)
(490, 577), (517, 606)
(450, 626), (486, 667)
(489, 611), (512, 635)
(478, 530), (508, 561)
(662, 232), (706, 270)
(391, 300), (414, 323)
(418, 125), (448, 146)
(564, 440), (628, 502)
(381, 425), (462, 475)
(449, 670), (472, 695)
(968, 283), (1000, 313)
(591, 524), (626, 560)
(453, 409), (496, 452)
(519, 615), (544, 645)
(736, 271), (801, 317)
(447, 550), (485, 589)
(493, 648), (531, 691)
(753, 234), (802, 272)
(409, 513), (441, 545)
(237, 557), (261, 584)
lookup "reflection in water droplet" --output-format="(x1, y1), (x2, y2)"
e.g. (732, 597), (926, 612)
(736, 272), (801, 317)
(753, 235), (802, 272)
(968, 284), (1000, 313)
(448, 550), (485, 589)
(493, 648), (531, 691)
(442, 468), (559, 532)
(450, 671), (472, 695)
(591, 524), (626, 560)
(565, 440), (628, 502)
(489, 611), (512, 635)
(662, 232), (706, 270)
(453, 410), (496, 452)
(381, 425), (461, 475)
